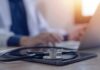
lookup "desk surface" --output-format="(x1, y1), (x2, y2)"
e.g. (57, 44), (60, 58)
(0, 48), (100, 70)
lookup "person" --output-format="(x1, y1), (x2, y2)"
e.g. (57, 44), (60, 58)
(0, 0), (86, 47)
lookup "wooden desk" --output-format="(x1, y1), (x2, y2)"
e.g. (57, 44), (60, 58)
(0, 48), (99, 70)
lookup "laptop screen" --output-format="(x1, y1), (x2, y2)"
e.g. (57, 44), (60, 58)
(79, 4), (100, 49)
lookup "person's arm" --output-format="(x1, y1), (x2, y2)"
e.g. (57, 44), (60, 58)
(0, 12), (63, 47)
(0, 28), (40, 47)
(0, 15), (14, 47)
(0, 15), (24, 47)
(0, 29), (13, 47)
(0, 26), (22, 47)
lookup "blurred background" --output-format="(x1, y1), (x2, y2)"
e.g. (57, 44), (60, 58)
(37, 0), (100, 32)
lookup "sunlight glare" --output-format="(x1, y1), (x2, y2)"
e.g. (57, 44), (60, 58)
(82, 0), (100, 16)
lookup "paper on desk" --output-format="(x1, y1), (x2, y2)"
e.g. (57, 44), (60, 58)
(56, 41), (80, 50)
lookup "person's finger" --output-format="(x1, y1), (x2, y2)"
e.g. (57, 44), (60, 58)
(50, 33), (63, 43)
(47, 35), (56, 45)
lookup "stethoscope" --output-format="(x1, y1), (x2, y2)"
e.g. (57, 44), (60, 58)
(0, 46), (79, 62)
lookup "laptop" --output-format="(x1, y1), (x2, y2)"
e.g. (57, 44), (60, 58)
(55, 4), (100, 50)
(79, 4), (100, 49)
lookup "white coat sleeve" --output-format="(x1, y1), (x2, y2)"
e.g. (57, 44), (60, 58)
(0, 16), (14, 47)
(0, 15), (22, 47)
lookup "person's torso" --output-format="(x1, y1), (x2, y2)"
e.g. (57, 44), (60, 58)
(0, 0), (42, 37)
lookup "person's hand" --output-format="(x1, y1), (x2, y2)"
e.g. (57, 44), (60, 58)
(68, 24), (87, 41)
(20, 32), (63, 47)
(34, 32), (63, 45)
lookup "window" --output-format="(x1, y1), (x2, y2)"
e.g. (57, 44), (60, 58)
(82, 0), (100, 16)
(75, 0), (100, 23)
